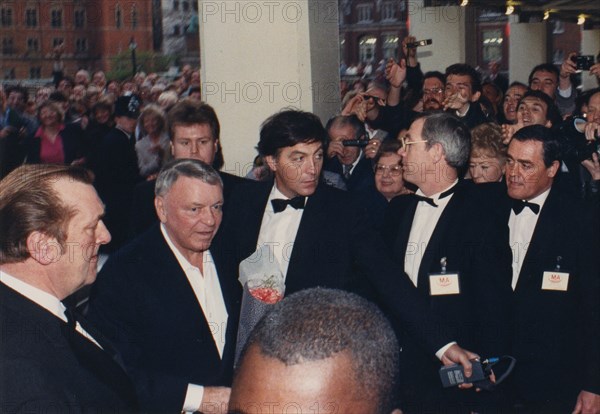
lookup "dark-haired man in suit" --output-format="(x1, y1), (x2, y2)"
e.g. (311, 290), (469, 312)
(502, 125), (600, 413)
(382, 112), (513, 412)
(87, 159), (240, 413)
(220, 109), (480, 387)
(0, 164), (137, 412)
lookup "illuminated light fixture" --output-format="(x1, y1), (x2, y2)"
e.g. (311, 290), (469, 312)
(577, 14), (586, 25)
(543, 10), (550, 20)
(505, 5), (515, 15)
(460, 0), (469, 6)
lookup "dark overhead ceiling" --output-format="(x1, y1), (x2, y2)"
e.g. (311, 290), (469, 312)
(459, 0), (600, 25)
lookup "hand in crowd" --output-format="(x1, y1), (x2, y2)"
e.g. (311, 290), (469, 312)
(560, 52), (578, 79)
(501, 122), (525, 144)
(385, 58), (407, 89)
(443, 91), (468, 111)
(573, 390), (600, 414)
(583, 121), (600, 142)
(401, 35), (418, 67)
(199, 386), (230, 414)
(441, 344), (480, 389)
(364, 138), (380, 159)
(590, 63), (600, 80)
(341, 94), (368, 122)
(326, 139), (345, 159)
(581, 152), (600, 181)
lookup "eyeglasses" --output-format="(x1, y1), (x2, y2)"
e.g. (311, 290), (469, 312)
(400, 136), (428, 149)
(423, 88), (444, 96)
(374, 164), (402, 176)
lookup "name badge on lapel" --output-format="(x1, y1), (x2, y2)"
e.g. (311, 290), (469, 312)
(541, 256), (569, 292)
(429, 257), (461, 296)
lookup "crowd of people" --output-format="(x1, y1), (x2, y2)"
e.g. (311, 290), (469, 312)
(1, 34), (600, 414)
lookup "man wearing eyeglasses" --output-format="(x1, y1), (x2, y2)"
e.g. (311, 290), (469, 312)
(382, 112), (513, 412)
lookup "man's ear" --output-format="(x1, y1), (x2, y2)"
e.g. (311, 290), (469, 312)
(26, 231), (60, 265)
(264, 155), (277, 172)
(155, 196), (167, 223)
(429, 142), (444, 164)
(547, 160), (560, 178)
(471, 91), (482, 103)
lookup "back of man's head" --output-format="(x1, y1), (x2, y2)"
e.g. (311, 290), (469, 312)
(0, 164), (93, 265)
(420, 112), (471, 169)
(235, 288), (399, 413)
(257, 109), (327, 157)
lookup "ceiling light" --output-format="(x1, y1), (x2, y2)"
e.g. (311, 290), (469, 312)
(577, 15), (586, 25)
(505, 5), (515, 16)
(543, 10), (550, 20)
(460, 0), (469, 6)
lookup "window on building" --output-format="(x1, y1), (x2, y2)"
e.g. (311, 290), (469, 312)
(4, 68), (16, 80)
(75, 9), (86, 28)
(131, 5), (138, 28)
(381, 2), (396, 21)
(173, 25), (181, 35)
(2, 38), (14, 55)
(382, 34), (398, 60)
(51, 9), (63, 28)
(173, 0), (179, 11)
(357, 4), (372, 22)
(30, 67), (42, 79)
(27, 38), (39, 52)
(183, 1), (190, 12)
(482, 29), (503, 63)
(53, 38), (64, 48)
(26, 8), (38, 27)
(1, 7), (13, 26)
(76, 38), (88, 53)
(359, 35), (377, 63)
(116, 5), (122, 28)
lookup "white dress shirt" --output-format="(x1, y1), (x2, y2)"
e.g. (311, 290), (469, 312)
(160, 224), (228, 413)
(0, 270), (101, 347)
(404, 180), (458, 287)
(256, 185), (305, 280)
(508, 188), (551, 290)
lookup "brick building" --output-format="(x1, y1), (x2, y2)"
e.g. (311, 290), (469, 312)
(0, 0), (153, 80)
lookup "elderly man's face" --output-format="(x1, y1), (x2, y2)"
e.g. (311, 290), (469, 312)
(51, 179), (111, 299)
(506, 139), (558, 201)
(229, 345), (382, 414)
(422, 77), (445, 111)
(155, 176), (223, 258)
(328, 123), (361, 166)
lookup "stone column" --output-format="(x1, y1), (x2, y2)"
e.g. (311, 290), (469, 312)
(508, 20), (549, 84)
(199, 1), (340, 175)
(581, 29), (600, 91)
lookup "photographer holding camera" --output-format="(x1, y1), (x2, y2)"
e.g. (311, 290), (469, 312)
(558, 87), (600, 203)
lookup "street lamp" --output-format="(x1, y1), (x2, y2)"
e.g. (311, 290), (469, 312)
(129, 37), (137, 78)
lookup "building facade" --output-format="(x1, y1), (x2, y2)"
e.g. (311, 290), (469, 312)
(0, 0), (153, 80)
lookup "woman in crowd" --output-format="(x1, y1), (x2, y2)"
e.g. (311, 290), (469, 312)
(25, 100), (83, 165)
(135, 104), (170, 178)
(468, 122), (507, 184)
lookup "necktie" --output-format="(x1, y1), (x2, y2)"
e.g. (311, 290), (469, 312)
(414, 185), (456, 207)
(343, 164), (352, 180)
(271, 196), (306, 213)
(512, 199), (540, 215)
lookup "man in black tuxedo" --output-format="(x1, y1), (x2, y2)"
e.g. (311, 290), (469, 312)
(91, 94), (143, 252)
(220, 109), (480, 384)
(382, 112), (513, 412)
(502, 125), (600, 413)
(0, 164), (137, 412)
(129, 99), (246, 237)
(87, 159), (240, 413)
(324, 114), (374, 192)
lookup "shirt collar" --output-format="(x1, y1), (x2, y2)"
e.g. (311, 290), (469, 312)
(416, 179), (459, 204)
(0, 270), (68, 322)
(160, 223), (209, 273)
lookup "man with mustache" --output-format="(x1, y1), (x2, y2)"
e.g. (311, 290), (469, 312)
(0, 164), (138, 412)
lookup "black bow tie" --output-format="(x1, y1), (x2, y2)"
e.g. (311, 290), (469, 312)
(512, 199), (540, 215)
(271, 196), (306, 213)
(415, 185), (456, 208)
